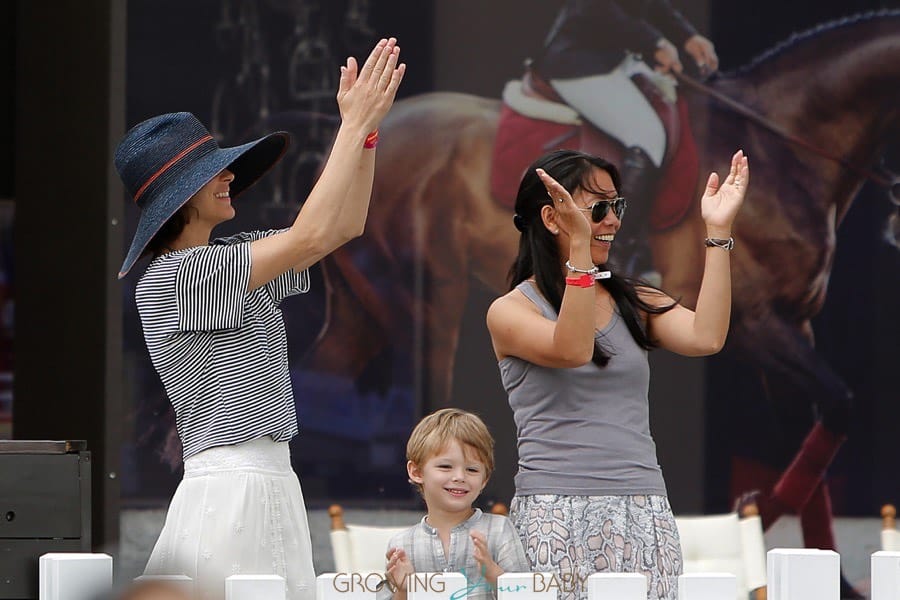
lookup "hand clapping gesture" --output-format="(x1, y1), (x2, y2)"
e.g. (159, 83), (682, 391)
(535, 168), (593, 242)
(337, 37), (407, 134)
(385, 547), (414, 592)
(471, 530), (504, 585)
(701, 150), (749, 236)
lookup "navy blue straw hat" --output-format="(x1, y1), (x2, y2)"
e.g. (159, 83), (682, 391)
(115, 112), (290, 278)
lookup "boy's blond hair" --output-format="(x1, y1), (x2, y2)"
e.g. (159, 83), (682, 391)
(407, 408), (495, 480)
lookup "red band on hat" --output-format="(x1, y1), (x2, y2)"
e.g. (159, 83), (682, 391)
(133, 135), (214, 203)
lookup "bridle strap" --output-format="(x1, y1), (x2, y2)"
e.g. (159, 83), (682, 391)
(674, 72), (894, 189)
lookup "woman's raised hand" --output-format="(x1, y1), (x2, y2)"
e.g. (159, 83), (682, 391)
(701, 150), (749, 235)
(336, 38), (406, 133)
(536, 168), (592, 242)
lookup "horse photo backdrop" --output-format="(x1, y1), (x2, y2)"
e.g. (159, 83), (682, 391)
(121, 0), (899, 547)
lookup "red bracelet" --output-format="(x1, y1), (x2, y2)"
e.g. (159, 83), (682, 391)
(565, 274), (594, 288)
(364, 129), (379, 149)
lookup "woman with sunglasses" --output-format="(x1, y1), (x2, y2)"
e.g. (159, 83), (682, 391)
(486, 148), (748, 600)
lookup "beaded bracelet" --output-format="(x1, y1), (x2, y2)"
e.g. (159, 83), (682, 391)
(565, 260), (599, 275)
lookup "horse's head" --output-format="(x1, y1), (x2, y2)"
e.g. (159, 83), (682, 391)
(709, 11), (900, 245)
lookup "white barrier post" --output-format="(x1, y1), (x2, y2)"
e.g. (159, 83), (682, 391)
(585, 573), (646, 600)
(767, 548), (839, 600)
(133, 575), (194, 596)
(498, 572), (560, 600)
(316, 572), (382, 600)
(225, 574), (286, 600)
(871, 551), (900, 600)
(677, 573), (737, 600)
(407, 573), (468, 600)
(39, 553), (113, 600)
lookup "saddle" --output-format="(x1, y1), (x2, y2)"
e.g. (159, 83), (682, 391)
(490, 70), (699, 232)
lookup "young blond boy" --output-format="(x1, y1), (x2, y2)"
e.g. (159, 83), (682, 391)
(378, 408), (528, 600)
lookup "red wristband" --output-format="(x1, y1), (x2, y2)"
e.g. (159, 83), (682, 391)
(565, 274), (594, 288)
(364, 129), (379, 149)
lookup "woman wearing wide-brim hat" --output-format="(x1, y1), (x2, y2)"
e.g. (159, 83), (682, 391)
(115, 38), (405, 600)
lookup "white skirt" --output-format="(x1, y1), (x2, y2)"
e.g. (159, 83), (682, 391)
(144, 436), (316, 600)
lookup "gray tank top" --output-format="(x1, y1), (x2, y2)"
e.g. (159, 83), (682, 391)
(498, 281), (667, 496)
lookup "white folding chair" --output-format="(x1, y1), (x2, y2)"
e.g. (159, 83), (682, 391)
(329, 504), (414, 575)
(675, 503), (767, 600)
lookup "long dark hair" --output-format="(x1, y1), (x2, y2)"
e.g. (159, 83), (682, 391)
(509, 149), (676, 367)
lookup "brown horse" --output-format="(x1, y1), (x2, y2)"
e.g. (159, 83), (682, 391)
(304, 12), (900, 414)
(290, 15), (899, 592)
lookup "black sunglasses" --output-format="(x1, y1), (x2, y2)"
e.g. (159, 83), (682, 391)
(576, 197), (627, 222)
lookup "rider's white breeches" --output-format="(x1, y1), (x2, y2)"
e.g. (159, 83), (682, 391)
(550, 55), (668, 167)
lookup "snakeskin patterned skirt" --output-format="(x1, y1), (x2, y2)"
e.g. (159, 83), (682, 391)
(510, 494), (682, 600)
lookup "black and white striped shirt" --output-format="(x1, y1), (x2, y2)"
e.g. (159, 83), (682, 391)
(135, 229), (309, 460)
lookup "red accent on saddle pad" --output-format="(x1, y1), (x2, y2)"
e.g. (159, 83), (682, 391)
(490, 94), (699, 232)
(648, 96), (699, 232)
(490, 104), (579, 210)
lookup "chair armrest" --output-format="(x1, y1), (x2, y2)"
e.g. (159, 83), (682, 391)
(329, 504), (347, 530)
(882, 529), (900, 553)
(883, 505), (899, 552)
(883, 504), (896, 530)
(740, 515), (767, 590)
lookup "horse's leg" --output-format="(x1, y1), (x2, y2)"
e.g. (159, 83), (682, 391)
(418, 116), (517, 408)
(422, 125), (514, 404)
(464, 179), (520, 293)
(801, 481), (837, 549)
(800, 482), (865, 598)
(449, 114), (519, 294)
(468, 208), (520, 293)
(725, 315), (863, 596)
(733, 315), (853, 435)
(729, 312), (852, 535)
(766, 420), (845, 521)
(421, 277), (471, 409)
(299, 253), (388, 377)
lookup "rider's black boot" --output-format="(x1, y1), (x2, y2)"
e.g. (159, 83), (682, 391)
(617, 146), (661, 281)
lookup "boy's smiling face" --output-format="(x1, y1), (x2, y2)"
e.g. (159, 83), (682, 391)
(408, 439), (488, 516)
